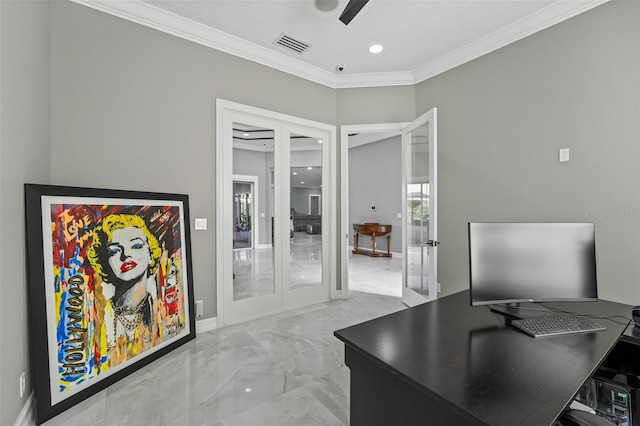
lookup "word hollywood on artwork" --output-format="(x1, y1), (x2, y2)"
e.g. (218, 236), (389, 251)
(61, 274), (88, 378)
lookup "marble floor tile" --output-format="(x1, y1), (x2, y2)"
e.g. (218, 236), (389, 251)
(41, 291), (406, 426)
(233, 232), (402, 301)
(218, 387), (343, 426)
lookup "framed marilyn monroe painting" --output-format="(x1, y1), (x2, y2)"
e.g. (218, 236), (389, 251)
(24, 184), (196, 424)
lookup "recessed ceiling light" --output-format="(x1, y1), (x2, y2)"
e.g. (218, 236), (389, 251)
(307, 166), (313, 170)
(243, 133), (250, 137)
(293, 172), (297, 175)
(369, 44), (383, 54)
(318, 139), (323, 144)
(300, 181), (305, 184)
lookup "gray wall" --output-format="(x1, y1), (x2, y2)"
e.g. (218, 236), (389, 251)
(416, 0), (640, 302)
(336, 86), (416, 125)
(291, 187), (322, 215)
(50, 0), (337, 327)
(0, 2), (51, 425)
(349, 136), (403, 253)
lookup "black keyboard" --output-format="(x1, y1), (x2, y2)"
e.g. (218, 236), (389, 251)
(511, 315), (606, 338)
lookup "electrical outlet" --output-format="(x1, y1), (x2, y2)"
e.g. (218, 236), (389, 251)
(195, 300), (204, 318)
(19, 372), (26, 398)
(559, 148), (570, 162)
(437, 283), (441, 293)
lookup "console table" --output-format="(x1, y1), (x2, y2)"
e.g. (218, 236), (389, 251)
(352, 223), (392, 257)
(334, 290), (634, 425)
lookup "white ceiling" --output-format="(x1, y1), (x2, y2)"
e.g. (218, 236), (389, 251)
(73, 0), (607, 88)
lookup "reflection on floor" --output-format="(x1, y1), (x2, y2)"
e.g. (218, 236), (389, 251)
(233, 232), (323, 301)
(41, 291), (406, 426)
(234, 232), (402, 301)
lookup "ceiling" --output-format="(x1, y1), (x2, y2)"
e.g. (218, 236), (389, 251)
(73, 0), (607, 88)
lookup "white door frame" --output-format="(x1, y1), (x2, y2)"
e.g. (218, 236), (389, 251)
(339, 123), (407, 299)
(216, 99), (337, 327)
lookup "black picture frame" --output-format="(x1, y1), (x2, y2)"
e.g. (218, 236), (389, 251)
(24, 184), (196, 424)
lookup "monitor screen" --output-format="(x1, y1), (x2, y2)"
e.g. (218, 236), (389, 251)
(468, 222), (598, 306)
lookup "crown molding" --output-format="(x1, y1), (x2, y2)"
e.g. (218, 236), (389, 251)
(333, 71), (416, 89)
(71, 0), (609, 89)
(71, 0), (342, 87)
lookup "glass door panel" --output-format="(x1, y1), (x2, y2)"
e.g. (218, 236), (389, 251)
(289, 134), (323, 291)
(232, 123), (276, 302)
(406, 182), (429, 296)
(284, 126), (330, 309)
(402, 109), (438, 307)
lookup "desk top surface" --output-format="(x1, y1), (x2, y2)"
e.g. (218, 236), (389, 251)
(334, 290), (632, 426)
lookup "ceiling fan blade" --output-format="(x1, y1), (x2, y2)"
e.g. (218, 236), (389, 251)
(339, 0), (369, 25)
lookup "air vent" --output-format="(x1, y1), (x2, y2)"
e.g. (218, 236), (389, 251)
(274, 33), (310, 55)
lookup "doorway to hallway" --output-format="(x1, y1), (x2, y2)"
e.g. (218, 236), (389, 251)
(341, 109), (439, 305)
(345, 128), (404, 298)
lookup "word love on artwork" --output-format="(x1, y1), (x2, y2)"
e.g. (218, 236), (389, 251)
(59, 210), (94, 245)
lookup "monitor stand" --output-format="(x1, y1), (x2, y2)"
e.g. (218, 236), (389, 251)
(490, 303), (524, 319)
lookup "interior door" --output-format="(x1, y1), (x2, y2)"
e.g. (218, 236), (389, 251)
(283, 124), (330, 309)
(216, 100), (336, 327)
(401, 108), (438, 307)
(221, 116), (283, 325)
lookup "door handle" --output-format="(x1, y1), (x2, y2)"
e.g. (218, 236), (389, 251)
(424, 240), (440, 247)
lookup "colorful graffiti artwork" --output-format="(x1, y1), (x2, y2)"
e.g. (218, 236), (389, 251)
(26, 185), (195, 425)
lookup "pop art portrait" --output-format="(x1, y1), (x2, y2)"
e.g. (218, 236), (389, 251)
(25, 185), (195, 424)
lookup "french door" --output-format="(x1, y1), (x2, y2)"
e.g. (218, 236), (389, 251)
(401, 108), (438, 306)
(216, 100), (335, 326)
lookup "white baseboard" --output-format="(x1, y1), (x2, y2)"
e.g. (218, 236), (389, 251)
(332, 289), (347, 299)
(14, 393), (35, 426)
(196, 316), (218, 334)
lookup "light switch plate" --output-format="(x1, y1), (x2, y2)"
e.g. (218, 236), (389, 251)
(195, 218), (207, 230)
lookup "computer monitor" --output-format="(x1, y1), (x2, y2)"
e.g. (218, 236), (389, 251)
(468, 222), (598, 307)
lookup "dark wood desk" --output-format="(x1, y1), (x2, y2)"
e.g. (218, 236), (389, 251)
(334, 291), (632, 426)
